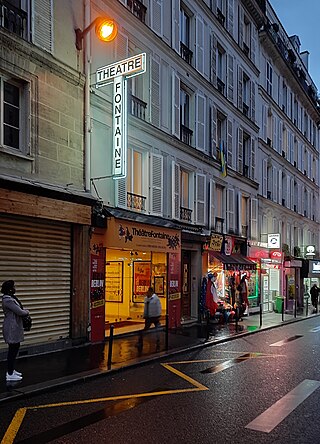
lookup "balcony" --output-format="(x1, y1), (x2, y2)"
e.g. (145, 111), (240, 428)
(130, 95), (147, 120)
(127, 192), (146, 211)
(217, 77), (225, 95)
(180, 42), (193, 65)
(180, 124), (193, 145)
(242, 42), (250, 57)
(216, 7), (225, 26)
(0, 0), (27, 39)
(126, 0), (147, 23)
(215, 217), (224, 234)
(180, 207), (192, 223)
(243, 102), (249, 117)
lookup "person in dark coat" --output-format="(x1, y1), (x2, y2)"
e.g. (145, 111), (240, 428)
(310, 284), (319, 311)
(1, 280), (29, 381)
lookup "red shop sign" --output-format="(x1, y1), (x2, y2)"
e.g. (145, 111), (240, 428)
(270, 251), (282, 260)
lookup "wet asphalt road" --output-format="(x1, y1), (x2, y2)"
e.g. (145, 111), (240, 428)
(2, 317), (320, 443)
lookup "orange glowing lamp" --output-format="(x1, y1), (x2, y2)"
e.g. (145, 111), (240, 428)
(75, 17), (118, 50)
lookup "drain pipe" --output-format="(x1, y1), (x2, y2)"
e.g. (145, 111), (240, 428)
(84, 0), (91, 192)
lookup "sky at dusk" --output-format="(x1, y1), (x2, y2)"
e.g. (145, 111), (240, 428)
(270, 0), (320, 90)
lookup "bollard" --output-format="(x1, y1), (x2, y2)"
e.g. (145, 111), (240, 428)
(259, 303), (263, 328)
(206, 310), (210, 340)
(165, 313), (169, 351)
(107, 324), (114, 370)
(305, 298), (309, 317)
(281, 299), (284, 322)
(294, 298), (297, 318)
(317, 298), (318, 314)
(235, 307), (239, 332)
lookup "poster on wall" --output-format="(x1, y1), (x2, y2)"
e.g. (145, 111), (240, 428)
(105, 261), (123, 302)
(133, 261), (151, 302)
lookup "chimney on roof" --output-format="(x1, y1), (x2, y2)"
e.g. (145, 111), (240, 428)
(289, 35), (301, 53)
(300, 50), (309, 70)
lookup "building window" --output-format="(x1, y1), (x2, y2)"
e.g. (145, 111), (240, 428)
(180, 5), (193, 64)
(243, 15), (250, 56)
(0, 76), (29, 154)
(0, 0), (28, 39)
(266, 61), (273, 96)
(215, 184), (225, 233)
(217, 45), (226, 95)
(126, 148), (146, 211)
(216, 111), (226, 156)
(242, 72), (250, 116)
(180, 85), (193, 145)
(126, 0), (147, 23)
(242, 132), (250, 177)
(180, 169), (192, 222)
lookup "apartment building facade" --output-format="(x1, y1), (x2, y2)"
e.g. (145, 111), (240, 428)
(0, 0), (93, 352)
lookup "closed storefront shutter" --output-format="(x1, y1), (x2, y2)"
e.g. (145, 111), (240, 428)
(0, 214), (71, 347)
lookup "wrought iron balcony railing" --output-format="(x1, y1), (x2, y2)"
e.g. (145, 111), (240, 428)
(180, 206), (192, 222)
(130, 95), (147, 120)
(126, 0), (147, 23)
(217, 77), (225, 95)
(127, 192), (146, 211)
(180, 42), (193, 65)
(180, 124), (193, 145)
(0, 0), (27, 39)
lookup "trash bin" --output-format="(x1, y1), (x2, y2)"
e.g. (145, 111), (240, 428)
(275, 296), (284, 313)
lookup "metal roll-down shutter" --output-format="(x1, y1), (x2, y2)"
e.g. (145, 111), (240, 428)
(0, 214), (71, 347)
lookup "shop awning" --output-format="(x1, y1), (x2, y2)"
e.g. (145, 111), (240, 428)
(209, 252), (256, 270)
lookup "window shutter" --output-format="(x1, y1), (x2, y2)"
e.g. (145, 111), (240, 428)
(151, 0), (162, 36)
(115, 31), (128, 60)
(262, 104), (267, 142)
(209, 179), (216, 230)
(32, 0), (53, 52)
(262, 158), (267, 197)
(172, 71), (180, 138)
(250, 198), (258, 239)
(279, 120), (283, 152)
(227, 119), (233, 169)
(227, 54), (234, 103)
(196, 15), (204, 74)
(272, 116), (277, 151)
(150, 154), (163, 215)
(151, 56), (160, 127)
(211, 103), (217, 157)
(172, 0), (180, 53)
(210, 33), (217, 87)
(238, 127), (243, 173)
(250, 80), (255, 122)
(237, 192), (242, 236)
(286, 176), (291, 209)
(250, 138), (255, 180)
(116, 178), (127, 208)
(172, 161), (180, 219)
(196, 174), (206, 225)
(227, 0), (234, 37)
(196, 93), (206, 151)
(272, 167), (277, 202)
(161, 61), (170, 130)
(238, 6), (244, 46)
(278, 169), (282, 204)
(227, 188), (235, 232)
(238, 66), (243, 111)
(251, 23), (257, 64)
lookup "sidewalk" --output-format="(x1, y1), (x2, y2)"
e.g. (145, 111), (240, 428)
(0, 308), (317, 404)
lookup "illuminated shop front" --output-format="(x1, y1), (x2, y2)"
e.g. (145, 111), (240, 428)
(90, 217), (181, 336)
(203, 234), (257, 310)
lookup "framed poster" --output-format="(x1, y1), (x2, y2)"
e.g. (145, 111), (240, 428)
(154, 276), (164, 295)
(133, 261), (151, 302)
(105, 261), (123, 302)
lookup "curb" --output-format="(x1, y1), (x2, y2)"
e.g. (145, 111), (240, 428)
(0, 314), (318, 405)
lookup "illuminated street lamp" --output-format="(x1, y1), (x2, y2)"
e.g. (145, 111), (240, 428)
(75, 17), (118, 50)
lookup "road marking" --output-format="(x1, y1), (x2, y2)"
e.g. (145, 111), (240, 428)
(245, 379), (320, 433)
(1, 408), (26, 444)
(310, 326), (320, 332)
(270, 335), (303, 347)
(200, 353), (279, 374)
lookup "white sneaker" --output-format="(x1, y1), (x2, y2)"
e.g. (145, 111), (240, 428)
(6, 372), (22, 381)
(13, 370), (22, 377)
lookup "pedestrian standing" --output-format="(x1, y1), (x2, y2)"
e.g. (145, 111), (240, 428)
(143, 287), (162, 329)
(1, 280), (29, 381)
(310, 283), (319, 312)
